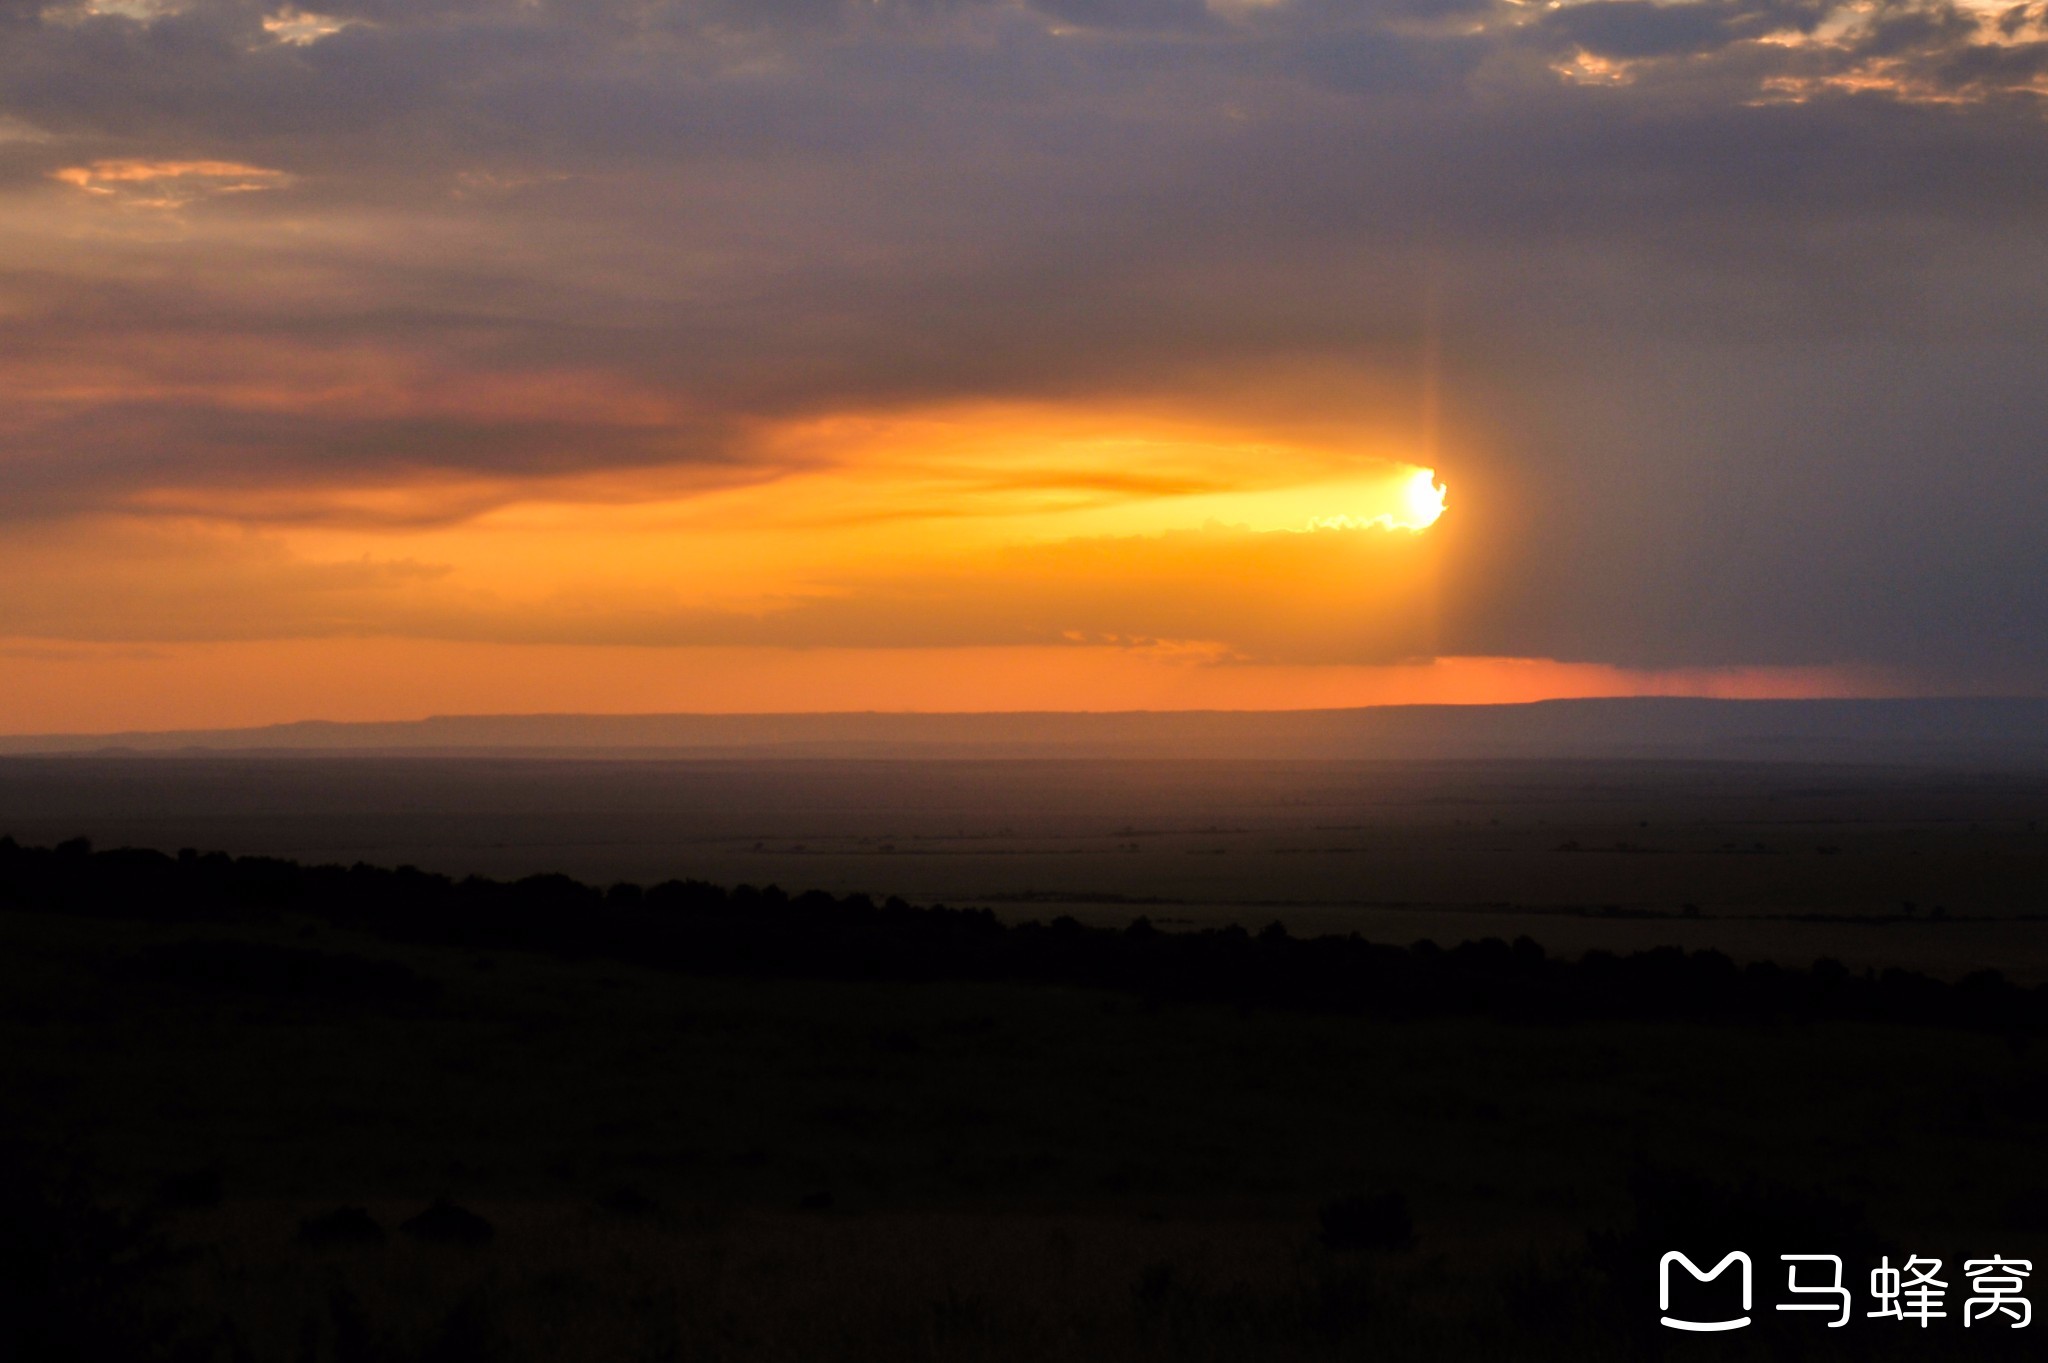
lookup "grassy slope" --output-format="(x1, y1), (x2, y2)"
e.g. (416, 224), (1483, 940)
(6, 902), (2048, 1360)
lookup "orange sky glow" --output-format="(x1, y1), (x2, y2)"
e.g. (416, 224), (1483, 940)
(0, 391), (1908, 731)
(0, 638), (1904, 736)
(2, 0), (2037, 734)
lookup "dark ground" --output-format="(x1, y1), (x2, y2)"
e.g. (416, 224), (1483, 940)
(3, 756), (2047, 1360)
(1, 755), (2045, 977)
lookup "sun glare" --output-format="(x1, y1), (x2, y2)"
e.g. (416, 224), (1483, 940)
(1307, 468), (1447, 533)
(1401, 468), (1448, 529)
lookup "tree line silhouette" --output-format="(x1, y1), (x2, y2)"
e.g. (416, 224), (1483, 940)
(1, 834), (2037, 1031)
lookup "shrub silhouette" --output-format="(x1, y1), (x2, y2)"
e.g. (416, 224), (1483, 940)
(131, 938), (439, 1007)
(0, 1155), (169, 1362)
(401, 1201), (495, 1247)
(298, 1207), (387, 1248)
(1318, 1192), (1416, 1252)
(3, 835), (2044, 1034)
(152, 1167), (223, 1210)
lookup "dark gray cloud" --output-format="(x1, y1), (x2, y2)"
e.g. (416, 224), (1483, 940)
(1026, 0), (1221, 33)
(0, 402), (755, 524)
(1541, 1), (1743, 58)
(1, 0), (2045, 676)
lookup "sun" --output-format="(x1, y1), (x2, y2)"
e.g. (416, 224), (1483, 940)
(1305, 467), (1447, 533)
(1399, 468), (1448, 529)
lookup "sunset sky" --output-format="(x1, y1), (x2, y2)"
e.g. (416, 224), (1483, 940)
(2, 0), (2044, 730)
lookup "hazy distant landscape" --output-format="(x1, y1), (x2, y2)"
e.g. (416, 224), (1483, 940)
(5, 702), (2046, 982)
(10, 697), (2048, 765)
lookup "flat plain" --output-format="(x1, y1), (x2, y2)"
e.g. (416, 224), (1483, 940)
(2, 754), (2042, 978)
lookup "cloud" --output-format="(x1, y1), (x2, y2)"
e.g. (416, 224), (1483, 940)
(0, 0), (2043, 678)
(261, 8), (357, 45)
(1541, 2), (1745, 59)
(0, 511), (1444, 665)
(1026, 0), (1222, 34)
(50, 156), (289, 208)
(52, 157), (285, 186)
(662, 521), (1444, 663)
(0, 518), (455, 641)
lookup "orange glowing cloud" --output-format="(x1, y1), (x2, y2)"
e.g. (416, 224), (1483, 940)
(0, 402), (1451, 666)
(51, 159), (292, 210)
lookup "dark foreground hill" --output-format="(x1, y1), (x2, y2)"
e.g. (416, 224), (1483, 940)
(6, 836), (2048, 1361)
(3, 835), (2041, 1032)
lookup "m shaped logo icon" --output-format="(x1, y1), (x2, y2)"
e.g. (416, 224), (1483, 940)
(1660, 1251), (1753, 1332)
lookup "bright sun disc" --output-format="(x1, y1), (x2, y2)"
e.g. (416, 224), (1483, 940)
(1306, 467), (1447, 532)
(1401, 468), (1448, 529)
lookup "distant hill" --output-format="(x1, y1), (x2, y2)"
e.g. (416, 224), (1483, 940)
(5, 697), (2048, 766)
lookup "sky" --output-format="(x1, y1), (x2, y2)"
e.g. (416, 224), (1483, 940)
(1, 0), (2044, 729)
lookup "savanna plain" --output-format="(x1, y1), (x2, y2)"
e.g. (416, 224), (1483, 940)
(4, 756), (2046, 1360)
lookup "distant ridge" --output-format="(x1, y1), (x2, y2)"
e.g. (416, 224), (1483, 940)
(5, 697), (2047, 766)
